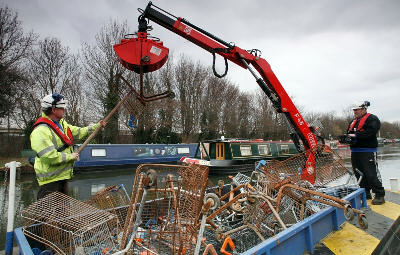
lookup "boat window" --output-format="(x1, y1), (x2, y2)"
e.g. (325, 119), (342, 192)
(280, 144), (290, 154)
(91, 148), (106, 157)
(133, 147), (149, 157)
(216, 143), (225, 160)
(258, 144), (271, 155)
(165, 146), (177, 155)
(240, 145), (252, 156)
(177, 147), (190, 154)
(231, 144), (241, 157)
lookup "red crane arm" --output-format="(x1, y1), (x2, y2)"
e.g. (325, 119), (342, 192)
(139, 2), (318, 183)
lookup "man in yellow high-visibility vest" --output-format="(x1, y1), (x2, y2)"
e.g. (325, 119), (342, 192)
(30, 93), (106, 199)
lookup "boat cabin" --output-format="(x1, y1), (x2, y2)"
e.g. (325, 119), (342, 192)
(188, 138), (298, 175)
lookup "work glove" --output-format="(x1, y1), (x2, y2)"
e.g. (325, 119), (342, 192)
(338, 134), (352, 144)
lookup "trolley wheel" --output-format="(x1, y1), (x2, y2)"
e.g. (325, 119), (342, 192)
(358, 214), (368, 229)
(146, 169), (158, 187)
(272, 222), (280, 235)
(204, 193), (220, 210)
(247, 193), (256, 204)
(215, 227), (225, 242)
(168, 91), (175, 99)
(231, 201), (243, 212)
(344, 204), (355, 221)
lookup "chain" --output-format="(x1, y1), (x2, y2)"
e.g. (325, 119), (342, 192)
(3, 166), (9, 192)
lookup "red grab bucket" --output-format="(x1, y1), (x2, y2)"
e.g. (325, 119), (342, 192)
(113, 32), (169, 73)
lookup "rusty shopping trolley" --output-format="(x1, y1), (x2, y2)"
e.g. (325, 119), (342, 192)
(119, 163), (209, 255)
(257, 145), (368, 229)
(200, 145), (368, 253)
(21, 192), (120, 255)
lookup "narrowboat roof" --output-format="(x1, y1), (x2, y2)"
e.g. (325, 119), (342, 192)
(201, 138), (293, 143)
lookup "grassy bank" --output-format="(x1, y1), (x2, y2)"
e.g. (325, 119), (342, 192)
(0, 157), (31, 170)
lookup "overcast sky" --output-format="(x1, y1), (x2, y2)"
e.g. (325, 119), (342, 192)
(4, 0), (400, 123)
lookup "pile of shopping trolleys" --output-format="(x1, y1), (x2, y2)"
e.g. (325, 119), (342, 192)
(15, 145), (367, 255)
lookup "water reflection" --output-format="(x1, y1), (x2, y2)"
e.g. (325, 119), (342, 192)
(1, 144), (399, 250)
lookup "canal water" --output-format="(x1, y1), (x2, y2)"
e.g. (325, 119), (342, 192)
(1, 144), (399, 250)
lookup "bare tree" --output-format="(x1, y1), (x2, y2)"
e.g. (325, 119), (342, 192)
(252, 88), (275, 139)
(174, 55), (208, 142)
(236, 92), (253, 138)
(29, 37), (70, 94)
(200, 75), (229, 139)
(81, 20), (131, 119)
(81, 20), (137, 143)
(62, 55), (86, 125)
(155, 55), (176, 132)
(0, 6), (36, 119)
(18, 37), (83, 127)
(221, 84), (240, 138)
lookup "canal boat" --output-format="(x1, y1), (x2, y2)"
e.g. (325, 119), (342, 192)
(73, 143), (197, 171)
(181, 138), (298, 175)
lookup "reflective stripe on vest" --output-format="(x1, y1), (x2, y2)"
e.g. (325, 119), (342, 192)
(34, 124), (70, 157)
(73, 127), (81, 141)
(33, 117), (74, 146)
(36, 165), (73, 179)
(37, 145), (56, 157)
(348, 113), (371, 132)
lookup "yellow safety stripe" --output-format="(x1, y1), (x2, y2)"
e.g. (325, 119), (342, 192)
(44, 125), (69, 152)
(37, 145), (56, 157)
(49, 127), (58, 146)
(322, 222), (379, 255)
(36, 165), (73, 179)
(367, 200), (400, 220)
(60, 152), (67, 162)
(74, 127), (81, 141)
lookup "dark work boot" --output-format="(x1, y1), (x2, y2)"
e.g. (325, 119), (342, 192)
(372, 196), (385, 205)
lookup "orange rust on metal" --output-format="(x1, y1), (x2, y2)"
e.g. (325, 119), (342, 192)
(206, 193), (245, 226)
(202, 244), (218, 255)
(202, 199), (214, 213)
(120, 163), (209, 254)
(219, 183), (245, 201)
(220, 236), (235, 255)
(118, 74), (173, 106)
(276, 183), (348, 211)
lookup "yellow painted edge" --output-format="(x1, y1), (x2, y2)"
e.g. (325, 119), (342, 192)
(322, 222), (379, 255)
(385, 189), (400, 194)
(367, 200), (400, 220)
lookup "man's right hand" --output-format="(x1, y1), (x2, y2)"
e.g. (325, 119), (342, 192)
(72, 153), (79, 160)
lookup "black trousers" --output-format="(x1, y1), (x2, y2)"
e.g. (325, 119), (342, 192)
(37, 179), (69, 200)
(351, 151), (385, 197)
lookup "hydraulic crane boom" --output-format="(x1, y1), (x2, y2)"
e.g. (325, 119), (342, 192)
(127, 2), (318, 183)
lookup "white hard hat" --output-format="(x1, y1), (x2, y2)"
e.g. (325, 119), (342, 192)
(41, 93), (68, 109)
(351, 100), (370, 110)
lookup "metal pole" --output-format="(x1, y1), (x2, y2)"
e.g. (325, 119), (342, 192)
(5, 161), (21, 255)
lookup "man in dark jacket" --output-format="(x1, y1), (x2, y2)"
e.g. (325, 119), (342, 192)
(346, 101), (384, 205)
